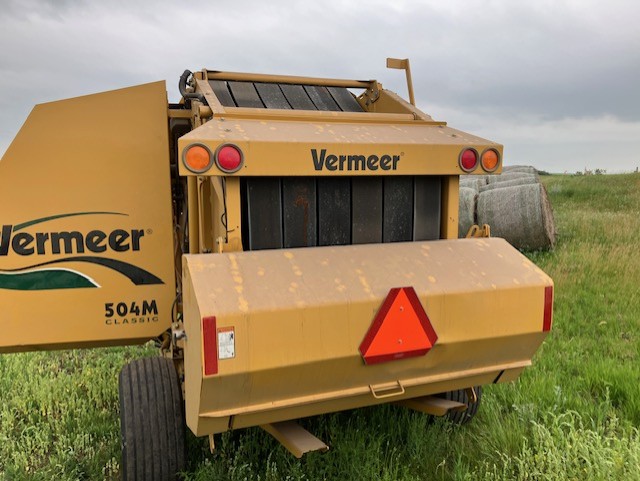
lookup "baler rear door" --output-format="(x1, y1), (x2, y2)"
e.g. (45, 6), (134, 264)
(181, 238), (553, 436)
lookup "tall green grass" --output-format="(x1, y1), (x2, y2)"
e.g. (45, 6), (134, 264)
(1, 174), (639, 480)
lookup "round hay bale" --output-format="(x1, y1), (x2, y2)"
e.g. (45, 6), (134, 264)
(479, 176), (539, 192)
(486, 172), (538, 184)
(477, 183), (556, 250)
(460, 175), (488, 192)
(502, 165), (538, 175)
(458, 187), (477, 237)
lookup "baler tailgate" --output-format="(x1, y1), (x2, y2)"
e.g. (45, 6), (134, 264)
(182, 238), (553, 435)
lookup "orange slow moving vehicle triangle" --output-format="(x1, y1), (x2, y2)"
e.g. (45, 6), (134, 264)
(359, 287), (438, 365)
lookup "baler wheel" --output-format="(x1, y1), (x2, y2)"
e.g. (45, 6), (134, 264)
(119, 357), (186, 480)
(436, 386), (482, 425)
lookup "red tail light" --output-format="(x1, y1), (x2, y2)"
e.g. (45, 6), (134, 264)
(215, 144), (244, 173)
(459, 148), (478, 172)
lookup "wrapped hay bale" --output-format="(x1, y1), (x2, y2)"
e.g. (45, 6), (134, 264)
(479, 176), (539, 192)
(502, 165), (538, 175)
(486, 171), (538, 184)
(477, 183), (556, 250)
(460, 175), (487, 192)
(458, 186), (477, 237)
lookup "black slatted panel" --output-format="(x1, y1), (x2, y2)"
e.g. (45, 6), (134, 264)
(383, 177), (414, 242)
(304, 86), (341, 111)
(318, 178), (351, 245)
(246, 178), (283, 250)
(280, 84), (317, 110)
(209, 80), (236, 107)
(242, 176), (443, 251)
(414, 177), (442, 241)
(282, 178), (317, 248)
(210, 81), (363, 112)
(255, 83), (291, 109)
(328, 87), (363, 112)
(352, 177), (383, 244)
(228, 82), (264, 108)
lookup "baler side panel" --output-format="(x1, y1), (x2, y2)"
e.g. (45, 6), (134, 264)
(0, 82), (176, 352)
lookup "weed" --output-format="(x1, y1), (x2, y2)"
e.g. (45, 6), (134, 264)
(1, 174), (639, 480)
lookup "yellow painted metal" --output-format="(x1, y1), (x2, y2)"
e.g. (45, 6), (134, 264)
(466, 224), (492, 239)
(261, 421), (329, 458)
(182, 238), (552, 436)
(362, 89), (433, 121)
(206, 70), (372, 89)
(178, 118), (501, 177)
(465, 387), (478, 404)
(397, 396), (467, 416)
(207, 107), (425, 124)
(0, 65), (544, 453)
(441, 176), (460, 239)
(182, 68), (499, 178)
(0, 82), (175, 352)
(386, 58), (416, 106)
(194, 78), (226, 116)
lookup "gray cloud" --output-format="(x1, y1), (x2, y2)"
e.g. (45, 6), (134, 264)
(1, 0), (639, 171)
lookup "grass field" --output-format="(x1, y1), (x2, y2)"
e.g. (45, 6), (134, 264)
(1, 174), (639, 480)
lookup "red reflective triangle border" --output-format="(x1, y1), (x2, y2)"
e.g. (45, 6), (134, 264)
(359, 287), (438, 365)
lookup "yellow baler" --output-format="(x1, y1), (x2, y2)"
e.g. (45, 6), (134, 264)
(0, 61), (553, 480)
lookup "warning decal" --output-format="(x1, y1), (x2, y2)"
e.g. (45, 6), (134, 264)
(359, 287), (437, 365)
(217, 327), (235, 360)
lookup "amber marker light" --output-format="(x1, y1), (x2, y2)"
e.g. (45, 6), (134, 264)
(481, 148), (500, 172)
(183, 144), (213, 173)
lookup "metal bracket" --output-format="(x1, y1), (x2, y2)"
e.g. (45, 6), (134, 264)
(261, 420), (329, 458)
(465, 224), (491, 239)
(369, 380), (406, 399)
(397, 395), (467, 416)
(465, 386), (478, 404)
(360, 81), (382, 107)
(386, 58), (415, 106)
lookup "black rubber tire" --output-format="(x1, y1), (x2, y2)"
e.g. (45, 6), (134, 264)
(437, 386), (482, 425)
(119, 357), (186, 481)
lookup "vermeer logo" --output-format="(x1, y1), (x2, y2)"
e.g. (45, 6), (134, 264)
(0, 225), (144, 256)
(0, 212), (163, 291)
(311, 148), (401, 172)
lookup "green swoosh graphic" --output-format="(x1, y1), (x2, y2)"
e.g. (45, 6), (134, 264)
(0, 269), (98, 290)
(0, 256), (163, 286)
(14, 211), (128, 231)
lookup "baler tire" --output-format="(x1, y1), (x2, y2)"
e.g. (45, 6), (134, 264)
(437, 386), (482, 425)
(119, 357), (186, 481)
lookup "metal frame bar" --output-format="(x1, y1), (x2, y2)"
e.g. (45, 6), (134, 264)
(206, 70), (373, 89)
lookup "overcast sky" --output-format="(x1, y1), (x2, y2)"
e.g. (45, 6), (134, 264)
(1, 0), (638, 173)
